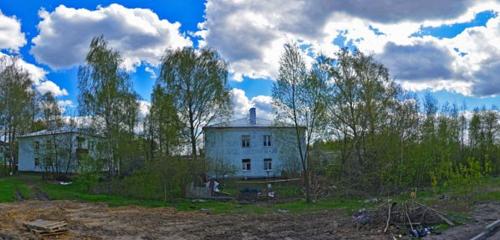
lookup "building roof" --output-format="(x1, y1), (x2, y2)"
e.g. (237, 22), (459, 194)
(204, 117), (303, 129)
(18, 127), (95, 138)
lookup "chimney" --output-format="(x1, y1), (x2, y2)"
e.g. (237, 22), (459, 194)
(249, 107), (256, 125)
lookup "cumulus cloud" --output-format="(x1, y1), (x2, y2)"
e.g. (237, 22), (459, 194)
(57, 100), (74, 113)
(36, 80), (68, 97)
(0, 11), (26, 51)
(138, 100), (151, 119)
(332, 0), (474, 23)
(198, 0), (477, 81)
(376, 42), (456, 81)
(472, 58), (500, 96)
(199, 0), (500, 96)
(0, 53), (68, 97)
(230, 88), (274, 120)
(31, 4), (192, 70)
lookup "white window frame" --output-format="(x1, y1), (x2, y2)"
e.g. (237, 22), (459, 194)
(263, 135), (271, 146)
(241, 135), (251, 148)
(242, 159), (251, 171)
(264, 158), (272, 170)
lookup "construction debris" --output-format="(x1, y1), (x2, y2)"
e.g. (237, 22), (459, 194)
(24, 219), (68, 237)
(353, 200), (455, 238)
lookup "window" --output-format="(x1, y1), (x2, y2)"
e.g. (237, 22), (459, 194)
(34, 157), (40, 167)
(77, 136), (86, 149)
(34, 141), (40, 153)
(242, 159), (251, 171)
(264, 158), (272, 170)
(241, 135), (251, 148)
(263, 135), (271, 146)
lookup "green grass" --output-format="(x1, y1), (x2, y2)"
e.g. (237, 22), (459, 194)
(3, 174), (500, 217)
(0, 177), (32, 202)
(0, 174), (367, 214)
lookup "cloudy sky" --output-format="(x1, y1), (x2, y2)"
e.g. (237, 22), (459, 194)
(1, 0), (500, 119)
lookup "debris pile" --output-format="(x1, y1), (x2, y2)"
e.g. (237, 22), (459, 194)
(24, 219), (68, 237)
(353, 200), (455, 238)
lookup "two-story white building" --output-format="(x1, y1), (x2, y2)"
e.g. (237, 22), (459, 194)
(203, 108), (305, 178)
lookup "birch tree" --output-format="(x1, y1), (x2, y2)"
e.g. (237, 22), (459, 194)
(0, 57), (35, 174)
(78, 36), (139, 176)
(272, 43), (329, 203)
(159, 47), (231, 161)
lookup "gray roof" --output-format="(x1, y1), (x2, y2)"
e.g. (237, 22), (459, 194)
(204, 117), (301, 129)
(18, 127), (93, 138)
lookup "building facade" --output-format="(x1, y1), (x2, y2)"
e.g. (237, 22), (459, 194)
(18, 128), (100, 173)
(203, 108), (305, 178)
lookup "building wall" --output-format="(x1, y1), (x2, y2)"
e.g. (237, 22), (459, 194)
(204, 127), (304, 178)
(18, 133), (98, 173)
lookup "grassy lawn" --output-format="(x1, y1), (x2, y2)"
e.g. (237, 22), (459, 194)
(0, 177), (32, 202)
(0, 174), (367, 214)
(1, 174), (500, 216)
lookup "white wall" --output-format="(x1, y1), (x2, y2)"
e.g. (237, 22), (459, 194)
(204, 127), (303, 178)
(18, 133), (98, 173)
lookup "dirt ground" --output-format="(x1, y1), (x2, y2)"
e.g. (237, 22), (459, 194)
(0, 200), (386, 240)
(0, 200), (499, 240)
(425, 202), (500, 240)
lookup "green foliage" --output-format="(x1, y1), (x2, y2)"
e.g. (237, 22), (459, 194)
(159, 47), (231, 159)
(0, 57), (36, 173)
(78, 36), (139, 177)
(77, 155), (104, 192)
(0, 177), (32, 202)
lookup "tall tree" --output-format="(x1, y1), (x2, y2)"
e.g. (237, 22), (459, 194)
(0, 57), (35, 174)
(159, 47), (231, 161)
(147, 85), (183, 157)
(40, 92), (63, 130)
(78, 36), (139, 176)
(273, 43), (329, 203)
(326, 49), (400, 192)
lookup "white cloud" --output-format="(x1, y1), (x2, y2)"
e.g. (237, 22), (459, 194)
(145, 66), (157, 79)
(57, 100), (74, 113)
(230, 88), (274, 120)
(137, 100), (151, 119)
(31, 4), (192, 70)
(0, 11), (26, 51)
(0, 53), (68, 97)
(199, 0), (500, 96)
(36, 80), (68, 97)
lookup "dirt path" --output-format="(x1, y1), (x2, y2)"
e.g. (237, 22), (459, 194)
(0, 200), (388, 240)
(425, 202), (500, 240)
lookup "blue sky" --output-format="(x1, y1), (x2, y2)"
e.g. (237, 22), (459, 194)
(0, 0), (499, 118)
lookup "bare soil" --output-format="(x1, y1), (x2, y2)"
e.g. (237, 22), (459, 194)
(425, 202), (500, 240)
(0, 200), (387, 240)
(0, 200), (499, 240)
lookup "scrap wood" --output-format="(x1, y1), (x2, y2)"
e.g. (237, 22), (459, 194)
(404, 203), (414, 232)
(24, 219), (68, 237)
(415, 202), (455, 226)
(384, 202), (396, 233)
(470, 219), (500, 240)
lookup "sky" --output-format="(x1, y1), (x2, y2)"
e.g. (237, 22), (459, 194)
(1, 0), (500, 119)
